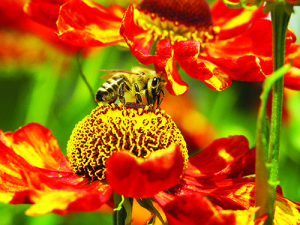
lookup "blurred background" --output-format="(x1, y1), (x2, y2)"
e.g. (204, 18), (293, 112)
(0, 0), (300, 224)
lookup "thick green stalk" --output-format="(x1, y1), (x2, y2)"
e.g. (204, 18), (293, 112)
(255, 4), (290, 224)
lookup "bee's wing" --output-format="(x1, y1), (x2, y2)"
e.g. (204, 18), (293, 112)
(100, 74), (116, 79)
(99, 69), (139, 79)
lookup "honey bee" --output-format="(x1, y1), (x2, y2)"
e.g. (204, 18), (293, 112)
(95, 67), (167, 108)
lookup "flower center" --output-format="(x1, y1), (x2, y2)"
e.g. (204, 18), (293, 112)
(134, 0), (216, 44)
(67, 103), (188, 181)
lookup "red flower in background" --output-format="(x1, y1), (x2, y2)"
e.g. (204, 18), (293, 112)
(24, 0), (300, 95)
(0, 0), (81, 55)
(54, 0), (271, 95)
(1, 105), (300, 224)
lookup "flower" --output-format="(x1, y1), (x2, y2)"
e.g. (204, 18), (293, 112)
(42, 0), (300, 95)
(0, 0), (81, 55)
(24, 0), (300, 95)
(1, 104), (299, 224)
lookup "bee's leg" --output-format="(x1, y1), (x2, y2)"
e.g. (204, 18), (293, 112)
(145, 90), (151, 106)
(152, 87), (160, 109)
(156, 89), (165, 109)
(134, 83), (143, 104)
(119, 82), (126, 104)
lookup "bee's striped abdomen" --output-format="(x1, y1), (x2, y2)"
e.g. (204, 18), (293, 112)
(95, 77), (123, 103)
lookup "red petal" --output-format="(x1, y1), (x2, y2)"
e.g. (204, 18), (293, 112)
(208, 20), (273, 59)
(120, 6), (188, 95)
(120, 4), (153, 64)
(206, 179), (255, 210)
(7, 123), (69, 171)
(284, 67), (300, 90)
(211, 0), (267, 40)
(0, 139), (35, 203)
(25, 175), (112, 215)
(0, 0), (81, 55)
(58, 0), (124, 47)
(174, 41), (213, 80)
(0, 126), (112, 215)
(24, 0), (64, 30)
(154, 40), (188, 96)
(174, 41), (231, 91)
(185, 136), (250, 179)
(274, 194), (300, 225)
(206, 20), (296, 82)
(155, 192), (236, 225)
(106, 144), (184, 198)
(284, 44), (300, 90)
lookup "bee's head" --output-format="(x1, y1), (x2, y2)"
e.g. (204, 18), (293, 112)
(151, 72), (167, 88)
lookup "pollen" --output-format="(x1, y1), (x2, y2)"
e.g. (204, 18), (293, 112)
(67, 103), (188, 181)
(134, 0), (216, 44)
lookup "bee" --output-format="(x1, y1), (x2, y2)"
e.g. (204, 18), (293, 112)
(95, 67), (167, 108)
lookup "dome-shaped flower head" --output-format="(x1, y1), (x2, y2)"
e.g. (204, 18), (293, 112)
(1, 104), (300, 224)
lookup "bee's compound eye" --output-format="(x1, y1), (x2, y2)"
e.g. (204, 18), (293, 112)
(140, 72), (145, 75)
(152, 77), (160, 87)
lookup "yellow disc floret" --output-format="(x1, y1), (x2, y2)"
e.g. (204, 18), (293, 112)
(67, 103), (188, 181)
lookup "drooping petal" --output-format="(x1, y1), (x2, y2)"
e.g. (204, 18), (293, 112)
(205, 179), (256, 210)
(208, 20), (273, 59)
(154, 192), (237, 225)
(106, 144), (184, 198)
(210, 0), (267, 40)
(185, 136), (251, 179)
(0, 134), (83, 205)
(174, 41), (231, 91)
(120, 4), (153, 64)
(4, 123), (69, 171)
(24, 174), (112, 215)
(206, 19), (296, 82)
(120, 5), (187, 96)
(0, 125), (112, 215)
(174, 41), (213, 81)
(0, 125), (80, 204)
(0, 139), (36, 203)
(274, 194), (300, 225)
(57, 0), (124, 47)
(154, 40), (189, 96)
(205, 180), (300, 225)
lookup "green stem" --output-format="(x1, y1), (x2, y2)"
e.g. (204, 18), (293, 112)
(76, 50), (97, 106)
(255, 4), (290, 224)
(113, 194), (133, 225)
(113, 205), (127, 225)
(255, 65), (290, 222)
